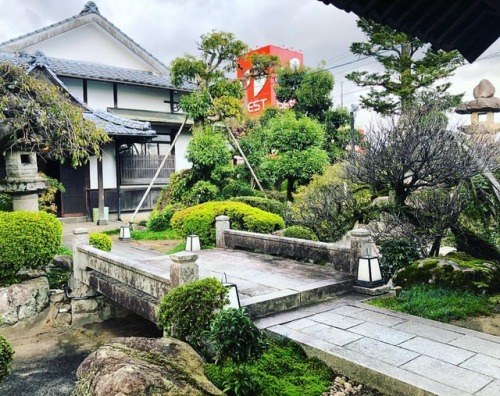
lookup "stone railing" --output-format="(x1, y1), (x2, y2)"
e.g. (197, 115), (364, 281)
(215, 216), (374, 275)
(70, 229), (198, 323)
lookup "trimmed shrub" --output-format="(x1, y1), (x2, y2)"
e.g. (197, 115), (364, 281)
(230, 196), (285, 216)
(0, 336), (14, 384)
(208, 308), (267, 365)
(283, 225), (318, 241)
(147, 204), (175, 232)
(89, 232), (112, 252)
(379, 238), (420, 282)
(187, 180), (220, 205)
(157, 278), (228, 349)
(171, 201), (285, 246)
(222, 180), (255, 199)
(0, 211), (62, 286)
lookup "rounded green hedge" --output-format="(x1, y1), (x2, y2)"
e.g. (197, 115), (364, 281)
(0, 335), (14, 384)
(0, 211), (62, 286)
(229, 196), (285, 216)
(283, 226), (318, 241)
(147, 204), (176, 231)
(89, 232), (112, 252)
(171, 201), (285, 246)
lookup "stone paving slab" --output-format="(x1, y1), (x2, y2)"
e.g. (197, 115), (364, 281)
(257, 300), (500, 396)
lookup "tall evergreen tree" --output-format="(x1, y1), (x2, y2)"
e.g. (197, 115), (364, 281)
(346, 18), (464, 115)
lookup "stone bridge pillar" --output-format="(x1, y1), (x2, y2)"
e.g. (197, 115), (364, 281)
(170, 251), (199, 287)
(215, 215), (230, 248)
(350, 228), (373, 275)
(69, 228), (97, 298)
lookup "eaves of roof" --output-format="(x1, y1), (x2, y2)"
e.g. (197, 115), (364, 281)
(317, 0), (500, 63)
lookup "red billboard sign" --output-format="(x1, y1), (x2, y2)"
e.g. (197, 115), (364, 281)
(237, 45), (304, 116)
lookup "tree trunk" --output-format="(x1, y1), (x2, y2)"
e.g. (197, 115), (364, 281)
(429, 235), (442, 257)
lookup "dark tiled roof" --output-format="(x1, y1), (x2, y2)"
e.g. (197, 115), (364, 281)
(0, 51), (192, 90)
(317, 0), (500, 63)
(84, 110), (156, 138)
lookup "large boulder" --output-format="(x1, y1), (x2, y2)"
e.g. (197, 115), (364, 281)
(72, 337), (223, 396)
(0, 277), (50, 326)
(394, 252), (499, 293)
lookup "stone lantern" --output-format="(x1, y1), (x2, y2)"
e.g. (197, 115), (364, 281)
(0, 151), (48, 211)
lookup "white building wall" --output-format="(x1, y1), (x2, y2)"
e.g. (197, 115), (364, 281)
(89, 144), (117, 189)
(87, 80), (114, 110)
(117, 85), (171, 111)
(175, 130), (192, 171)
(23, 23), (155, 72)
(59, 77), (84, 102)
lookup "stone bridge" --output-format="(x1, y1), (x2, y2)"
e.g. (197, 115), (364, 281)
(69, 219), (377, 325)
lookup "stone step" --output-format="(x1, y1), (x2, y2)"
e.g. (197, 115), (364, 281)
(242, 277), (355, 318)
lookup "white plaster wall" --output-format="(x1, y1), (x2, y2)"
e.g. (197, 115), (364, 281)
(89, 144), (117, 189)
(23, 23), (155, 71)
(87, 80), (114, 110)
(117, 85), (170, 111)
(59, 77), (84, 102)
(175, 130), (192, 171)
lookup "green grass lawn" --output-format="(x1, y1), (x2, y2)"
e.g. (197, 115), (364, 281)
(368, 285), (494, 323)
(130, 228), (180, 241)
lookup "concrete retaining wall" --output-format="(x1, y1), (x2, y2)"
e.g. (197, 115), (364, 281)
(223, 229), (351, 273)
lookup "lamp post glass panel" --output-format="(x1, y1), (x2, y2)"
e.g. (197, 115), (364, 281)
(357, 255), (384, 288)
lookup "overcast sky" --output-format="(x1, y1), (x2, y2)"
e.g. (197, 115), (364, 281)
(1, 0), (499, 128)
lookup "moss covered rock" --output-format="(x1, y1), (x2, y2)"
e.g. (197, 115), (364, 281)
(72, 337), (223, 396)
(394, 252), (499, 293)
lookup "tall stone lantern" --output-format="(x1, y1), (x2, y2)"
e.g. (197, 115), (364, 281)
(0, 151), (48, 212)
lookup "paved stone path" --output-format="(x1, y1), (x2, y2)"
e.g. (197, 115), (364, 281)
(256, 297), (500, 396)
(62, 222), (500, 396)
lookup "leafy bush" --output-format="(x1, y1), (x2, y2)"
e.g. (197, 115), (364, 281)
(205, 338), (332, 396)
(147, 204), (175, 231)
(0, 193), (12, 212)
(230, 196), (285, 216)
(0, 211), (62, 286)
(171, 201), (285, 246)
(283, 225), (318, 241)
(290, 164), (372, 242)
(157, 278), (228, 349)
(0, 336), (14, 384)
(209, 308), (267, 365)
(222, 181), (255, 199)
(379, 238), (420, 282)
(38, 173), (65, 214)
(369, 285), (493, 322)
(89, 232), (112, 252)
(186, 180), (220, 205)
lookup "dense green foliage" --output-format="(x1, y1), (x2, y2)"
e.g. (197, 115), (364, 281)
(170, 31), (278, 124)
(131, 228), (180, 241)
(156, 278), (228, 348)
(0, 63), (109, 166)
(0, 211), (62, 286)
(0, 336), (14, 384)
(205, 338), (332, 396)
(171, 201), (285, 246)
(369, 285), (493, 322)
(379, 238), (420, 282)
(229, 196), (285, 216)
(283, 226), (318, 241)
(147, 205), (176, 231)
(346, 18), (463, 114)
(222, 180), (255, 199)
(89, 232), (112, 252)
(291, 164), (372, 242)
(258, 111), (329, 200)
(394, 253), (499, 293)
(0, 193), (12, 212)
(38, 173), (65, 214)
(208, 308), (267, 365)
